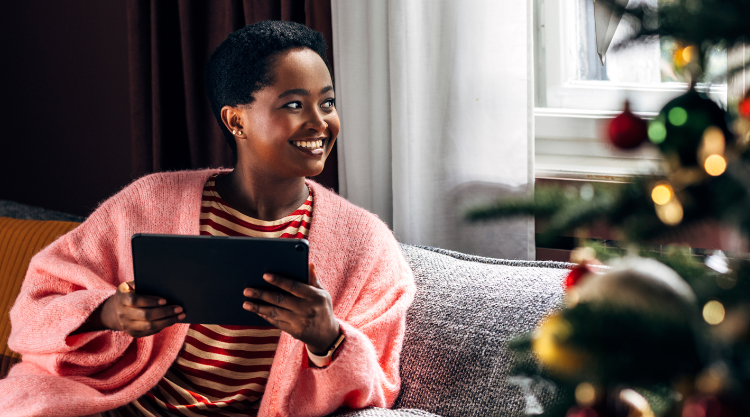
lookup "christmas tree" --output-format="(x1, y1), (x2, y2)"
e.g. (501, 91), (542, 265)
(469, 1), (750, 415)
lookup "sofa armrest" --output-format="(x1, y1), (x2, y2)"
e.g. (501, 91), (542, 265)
(393, 244), (568, 416)
(331, 407), (442, 417)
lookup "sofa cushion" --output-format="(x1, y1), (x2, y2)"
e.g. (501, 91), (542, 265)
(0, 217), (81, 378)
(394, 245), (569, 417)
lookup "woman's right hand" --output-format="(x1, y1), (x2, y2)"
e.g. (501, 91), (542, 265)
(96, 280), (185, 338)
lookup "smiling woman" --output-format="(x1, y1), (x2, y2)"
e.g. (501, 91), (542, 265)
(216, 48), (339, 220)
(0, 21), (415, 417)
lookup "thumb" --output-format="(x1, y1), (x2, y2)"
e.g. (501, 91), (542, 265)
(308, 263), (322, 289)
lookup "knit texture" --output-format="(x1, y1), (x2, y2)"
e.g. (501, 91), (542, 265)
(0, 169), (415, 417)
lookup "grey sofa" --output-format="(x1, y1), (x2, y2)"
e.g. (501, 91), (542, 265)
(1, 200), (569, 417)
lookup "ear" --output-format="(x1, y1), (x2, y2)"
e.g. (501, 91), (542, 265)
(220, 106), (245, 138)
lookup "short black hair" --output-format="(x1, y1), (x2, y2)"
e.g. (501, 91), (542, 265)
(204, 20), (332, 152)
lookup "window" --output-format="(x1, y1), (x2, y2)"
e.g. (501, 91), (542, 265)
(534, 0), (728, 180)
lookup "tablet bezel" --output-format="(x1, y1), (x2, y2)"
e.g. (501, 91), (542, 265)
(131, 233), (309, 326)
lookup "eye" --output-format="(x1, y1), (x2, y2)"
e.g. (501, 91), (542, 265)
(321, 98), (335, 109)
(283, 101), (302, 109)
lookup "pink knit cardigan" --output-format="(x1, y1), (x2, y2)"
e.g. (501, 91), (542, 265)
(1, 169), (415, 417)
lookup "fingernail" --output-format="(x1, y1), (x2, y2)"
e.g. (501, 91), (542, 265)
(178, 313), (186, 320)
(263, 274), (272, 281)
(158, 299), (167, 305)
(244, 288), (254, 297)
(174, 307), (183, 314)
(243, 301), (253, 309)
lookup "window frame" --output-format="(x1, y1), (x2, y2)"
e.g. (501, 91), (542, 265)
(533, 0), (727, 180)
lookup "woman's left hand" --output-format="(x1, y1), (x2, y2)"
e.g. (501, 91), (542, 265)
(243, 263), (340, 355)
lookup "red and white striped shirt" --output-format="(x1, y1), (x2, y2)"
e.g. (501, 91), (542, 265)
(123, 175), (313, 417)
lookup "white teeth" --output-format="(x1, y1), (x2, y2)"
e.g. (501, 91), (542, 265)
(293, 139), (324, 149)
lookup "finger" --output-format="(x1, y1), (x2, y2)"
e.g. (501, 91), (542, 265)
(308, 263), (323, 289)
(121, 292), (168, 308)
(244, 303), (291, 330)
(261, 273), (316, 299)
(128, 305), (184, 322)
(243, 300), (294, 323)
(244, 286), (303, 312)
(127, 312), (186, 337)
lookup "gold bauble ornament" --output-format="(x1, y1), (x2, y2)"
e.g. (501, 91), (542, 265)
(531, 313), (589, 377)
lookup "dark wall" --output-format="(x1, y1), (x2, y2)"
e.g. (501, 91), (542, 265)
(0, 1), (132, 217)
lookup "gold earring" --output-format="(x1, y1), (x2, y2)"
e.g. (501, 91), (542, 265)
(237, 130), (243, 136)
(232, 129), (237, 135)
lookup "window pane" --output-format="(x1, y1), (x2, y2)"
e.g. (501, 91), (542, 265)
(577, 0), (727, 85)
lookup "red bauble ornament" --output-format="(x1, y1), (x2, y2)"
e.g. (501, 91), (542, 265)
(565, 264), (592, 290)
(608, 101), (649, 149)
(739, 97), (750, 119)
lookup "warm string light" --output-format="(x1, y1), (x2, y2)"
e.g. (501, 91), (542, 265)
(704, 155), (727, 176)
(698, 126), (727, 176)
(701, 126), (725, 155)
(651, 183), (673, 206)
(682, 46), (697, 63)
(656, 200), (684, 226)
(703, 300), (725, 325)
(651, 182), (683, 225)
(575, 382), (597, 407)
(673, 45), (698, 68)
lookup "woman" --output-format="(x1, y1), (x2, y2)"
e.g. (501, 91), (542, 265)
(1, 21), (415, 417)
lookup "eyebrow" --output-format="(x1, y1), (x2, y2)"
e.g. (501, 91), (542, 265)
(278, 85), (334, 99)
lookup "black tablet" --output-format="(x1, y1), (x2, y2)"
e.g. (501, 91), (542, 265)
(131, 233), (309, 326)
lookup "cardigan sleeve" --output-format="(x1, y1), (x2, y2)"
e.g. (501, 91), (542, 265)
(7, 170), (208, 383)
(7, 194), (140, 382)
(282, 217), (416, 416)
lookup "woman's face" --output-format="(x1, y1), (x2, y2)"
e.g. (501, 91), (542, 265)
(232, 47), (339, 180)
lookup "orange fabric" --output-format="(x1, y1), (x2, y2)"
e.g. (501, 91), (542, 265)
(0, 217), (80, 371)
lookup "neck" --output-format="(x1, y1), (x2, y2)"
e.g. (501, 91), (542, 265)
(216, 165), (309, 221)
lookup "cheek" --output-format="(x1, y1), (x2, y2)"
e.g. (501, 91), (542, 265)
(327, 112), (341, 138)
(245, 113), (273, 137)
(248, 113), (296, 142)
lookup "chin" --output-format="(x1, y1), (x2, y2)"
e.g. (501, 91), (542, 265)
(304, 164), (326, 178)
(289, 161), (325, 179)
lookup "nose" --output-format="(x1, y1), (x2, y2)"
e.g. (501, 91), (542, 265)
(304, 107), (328, 133)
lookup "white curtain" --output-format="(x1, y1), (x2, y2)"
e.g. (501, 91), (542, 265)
(331, 0), (535, 260)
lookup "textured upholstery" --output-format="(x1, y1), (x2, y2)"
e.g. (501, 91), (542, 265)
(392, 245), (568, 417)
(0, 217), (81, 378)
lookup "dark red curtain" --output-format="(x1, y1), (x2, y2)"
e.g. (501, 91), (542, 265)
(126, 0), (338, 192)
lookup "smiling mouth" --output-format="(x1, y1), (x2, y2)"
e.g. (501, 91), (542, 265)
(290, 138), (327, 155)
